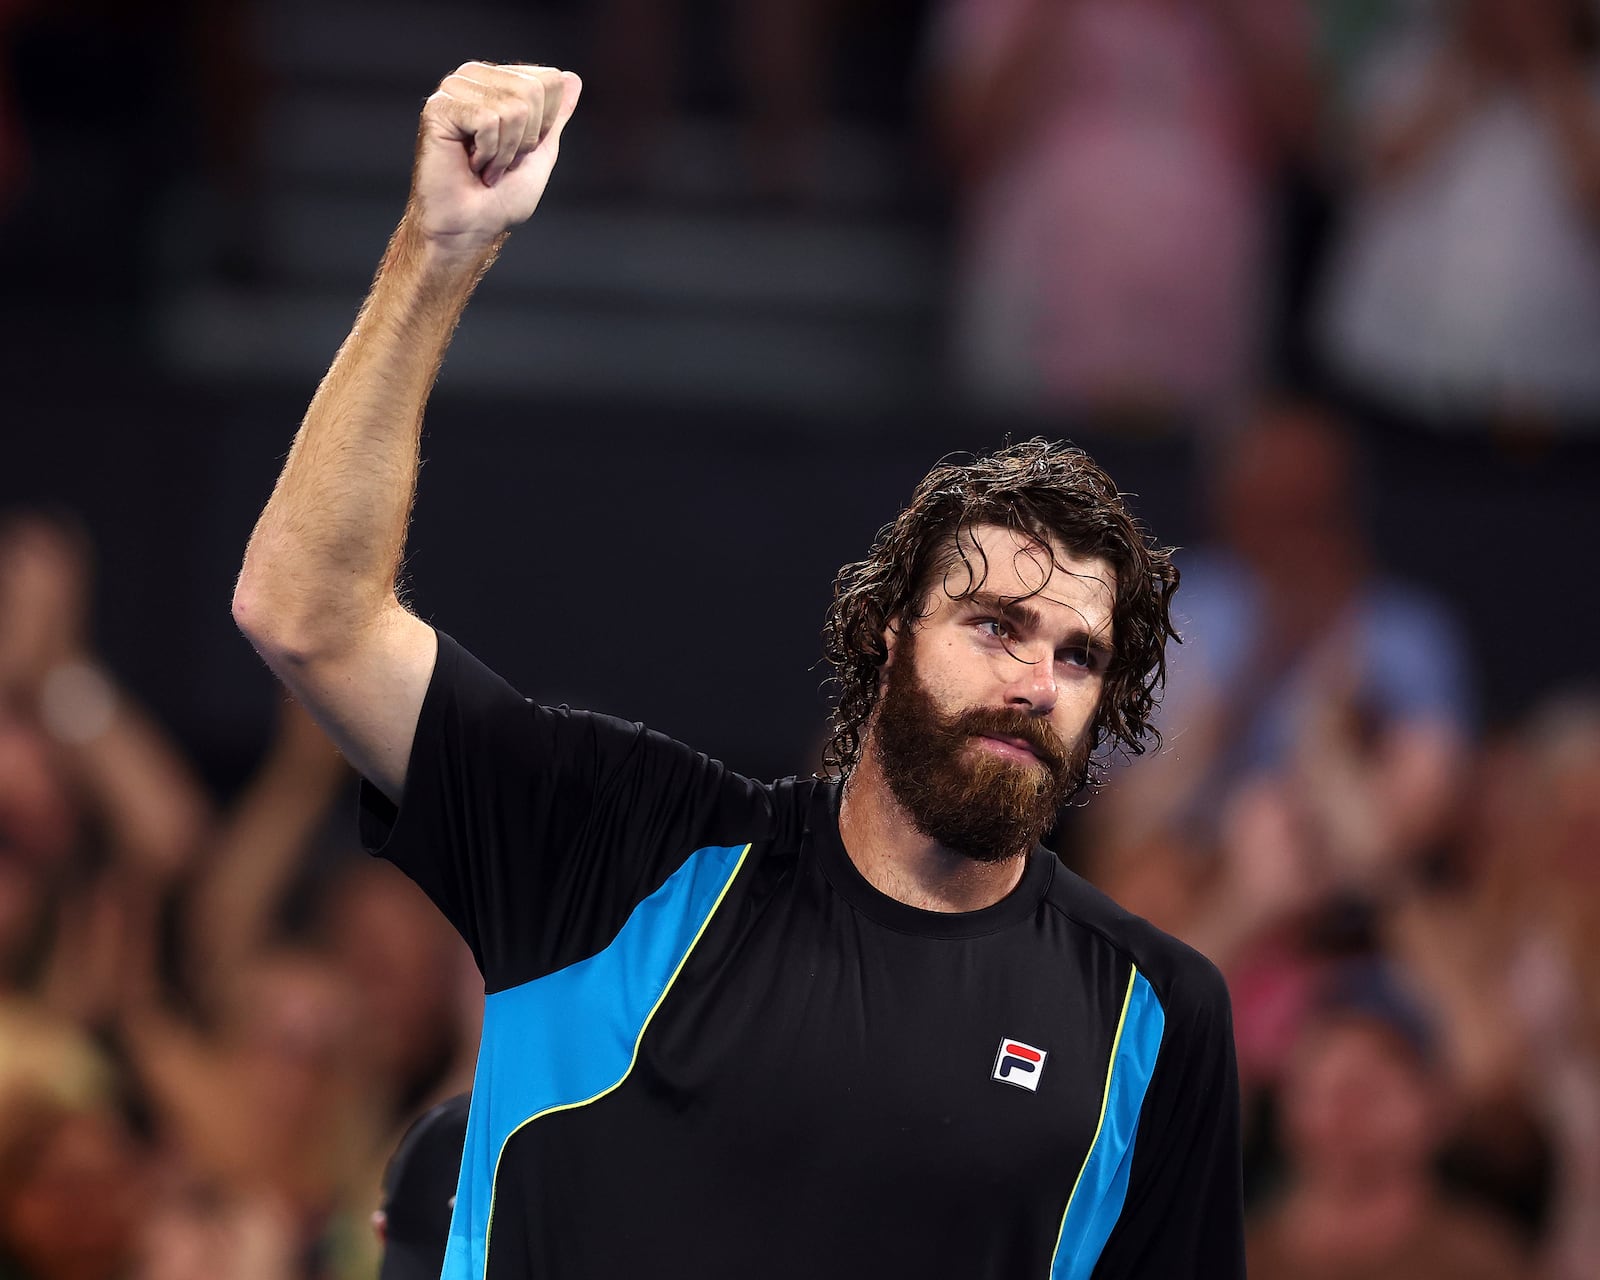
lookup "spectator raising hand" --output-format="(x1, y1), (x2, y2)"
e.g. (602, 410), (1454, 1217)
(1319, 0), (1600, 425)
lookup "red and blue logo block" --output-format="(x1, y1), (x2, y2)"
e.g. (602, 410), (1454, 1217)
(992, 1038), (1048, 1091)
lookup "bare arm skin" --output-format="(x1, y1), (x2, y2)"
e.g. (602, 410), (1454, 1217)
(232, 62), (581, 802)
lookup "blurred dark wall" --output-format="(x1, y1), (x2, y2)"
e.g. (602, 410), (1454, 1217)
(7, 357), (1597, 793)
(0, 364), (1187, 788)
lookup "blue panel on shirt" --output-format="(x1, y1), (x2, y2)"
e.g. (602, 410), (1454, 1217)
(441, 841), (751, 1280)
(1051, 967), (1166, 1280)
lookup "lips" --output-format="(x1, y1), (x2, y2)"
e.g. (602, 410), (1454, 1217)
(977, 734), (1043, 763)
(953, 708), (1069, 774)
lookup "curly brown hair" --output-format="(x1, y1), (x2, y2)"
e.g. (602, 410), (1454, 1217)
(820, 439), (1180, 790)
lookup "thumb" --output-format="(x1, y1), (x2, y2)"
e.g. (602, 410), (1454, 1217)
(545, 72), (583, 146)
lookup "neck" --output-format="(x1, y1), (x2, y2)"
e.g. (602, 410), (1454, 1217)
(837, 750), (1029, 913)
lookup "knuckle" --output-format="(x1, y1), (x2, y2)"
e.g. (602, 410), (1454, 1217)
(422, 90), (460, 122)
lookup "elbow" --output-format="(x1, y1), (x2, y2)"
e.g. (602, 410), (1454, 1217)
(232, 574), (278, 650)
(230, 575), (260, 640)
(232, 572), (395, 672)
(231, 576), (319, 669)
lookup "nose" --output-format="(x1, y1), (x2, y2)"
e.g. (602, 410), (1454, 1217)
(1003, 647), (1057, 716)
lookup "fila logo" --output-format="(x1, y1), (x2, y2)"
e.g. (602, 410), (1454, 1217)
(992, 1038), (1047, 1091)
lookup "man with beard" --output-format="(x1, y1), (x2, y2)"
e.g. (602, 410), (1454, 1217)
(232, 61), (1243, 1280)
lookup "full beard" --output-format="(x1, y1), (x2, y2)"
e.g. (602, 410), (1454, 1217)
(871, 636), (1091, 865)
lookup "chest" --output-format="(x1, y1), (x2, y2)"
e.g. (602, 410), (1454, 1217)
(625, 853), (1129, 1194)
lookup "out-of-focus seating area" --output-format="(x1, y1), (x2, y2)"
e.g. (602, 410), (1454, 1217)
(2, 1), (1598, 1277)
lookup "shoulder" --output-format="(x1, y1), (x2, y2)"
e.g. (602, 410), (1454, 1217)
(762, 773), (828, 842)
(1045, 862), (1231, 1023)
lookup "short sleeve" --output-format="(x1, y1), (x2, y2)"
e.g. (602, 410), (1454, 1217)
(358, 630), (771, 991)
(1090, 957), (1245, 1279)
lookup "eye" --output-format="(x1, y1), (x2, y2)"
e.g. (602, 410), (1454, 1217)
(975, 617), (1011, 640)
(1058, 646), (1096, 672)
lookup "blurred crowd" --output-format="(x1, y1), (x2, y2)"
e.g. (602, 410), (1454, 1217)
(1085, 400), (1600, 1280)
(0, 517), (478, 1280)
(3, 1), (1599, 1279)
(933, 0), (1600, 432)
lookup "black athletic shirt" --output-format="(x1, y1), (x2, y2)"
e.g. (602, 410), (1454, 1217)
(359, 632), (1245, 1280)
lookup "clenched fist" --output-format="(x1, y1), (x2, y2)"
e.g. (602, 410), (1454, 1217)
(408, 62), (581, 254)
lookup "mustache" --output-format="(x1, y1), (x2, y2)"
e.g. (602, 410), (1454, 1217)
(943, 705), (1071, 775)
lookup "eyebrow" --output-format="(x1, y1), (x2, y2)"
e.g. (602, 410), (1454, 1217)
(963, 592), (1116, 664)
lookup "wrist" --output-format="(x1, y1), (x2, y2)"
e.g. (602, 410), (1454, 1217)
(391, 212), (505, 287)
(360, 215), (506, 341)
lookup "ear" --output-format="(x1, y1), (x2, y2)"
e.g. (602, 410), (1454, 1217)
(881, 615), (902, 669)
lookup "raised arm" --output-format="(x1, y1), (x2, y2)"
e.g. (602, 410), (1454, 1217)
(232, 62), (581, 802)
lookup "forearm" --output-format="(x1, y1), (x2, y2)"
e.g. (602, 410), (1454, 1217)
(234, 218), (498, 657)
(230, 63), (578, 800)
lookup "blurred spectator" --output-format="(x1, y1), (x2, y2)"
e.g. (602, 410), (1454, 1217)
(0, 509), (455, 1279)
(0, 514), (211, 877)
(0, 512), (212, 1019)
(316, 864), (478, 1121)
(0, 723), (72, 994)
(118, 947), (384, 1280)
(129, 1169), (298, 1280)
(0, 1010), (148, 1280)
(373, 1093), (468, 1280)
(1248, 962), (1531, 1280)
(1098, 400), (1472, 879)
(1318, 0), (1600, 427)
(181, 693), (475, 1124)
(1084, 402), (1474, 1149)
(0, 1093), (149, 1280)
(1390, 697), (1600, 1279)
(928, 0), (1318, 424)
(182, 697), (350, 1012)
